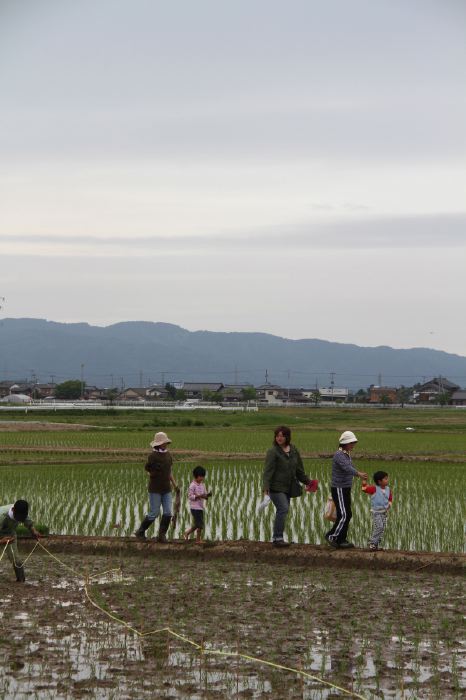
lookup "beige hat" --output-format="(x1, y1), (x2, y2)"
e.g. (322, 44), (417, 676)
(339, 430), (358, 445)
(150, 431), (172, 448)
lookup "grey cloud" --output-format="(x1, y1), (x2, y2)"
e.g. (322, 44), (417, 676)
(2, 213), (465, 254)
(1, 1), (465, 161)
(2, 102), (465, 161)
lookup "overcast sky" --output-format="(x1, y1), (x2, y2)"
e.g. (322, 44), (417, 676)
(1, 0), (465, 355)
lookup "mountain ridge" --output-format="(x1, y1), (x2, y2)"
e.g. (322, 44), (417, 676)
(1, 318), (465, 389)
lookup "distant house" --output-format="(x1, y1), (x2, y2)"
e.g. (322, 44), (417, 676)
(117, 388), (148, 401)
(255, 384), (285, 404)
(414, 377), (460, 403)
(281, 388), (309, 403)
(0, 381), (14, 398)
(221, 385), (255, 403)
(0, 381), (55, 400)
(35, 383), (56, 398)
(302, 387), (349, 402)
(8, 383), (33, 396)
(418, 377), (459, 393)
(84, 386), (108, 401)
(178, 383), (224, 399)
(146, 385), (169, 400)
(369, 386), (397, 404)
(450, 390), (466, 406)
(319, 387), (349, 402)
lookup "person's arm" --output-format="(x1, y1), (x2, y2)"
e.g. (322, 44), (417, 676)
(144, 455), (154, 473)
(188, 483), (198, 502)
(170, 474), (178, 490)
(362, 482), (376, 494)
(335, 451), (368, 480)
(262, 449), (276, 495)
(24, 517), (41, 539)
(198, 485), (212, 499)
(295, 448), (310, 485)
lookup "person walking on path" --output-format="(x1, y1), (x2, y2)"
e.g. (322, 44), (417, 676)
(362, 470), (393, 550)
(0, 500), (41, 582)
(184, 466), (212, 543)
(135, 431), (179, 542)
(325, 431), (367, 549)
(263, 425), (316, 547)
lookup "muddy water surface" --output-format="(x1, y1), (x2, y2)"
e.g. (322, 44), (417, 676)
(0, 549), (464, 699)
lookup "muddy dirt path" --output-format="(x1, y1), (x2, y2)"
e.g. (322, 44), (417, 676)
(24, 535), (465, 575)
(2, 446), (465, 464)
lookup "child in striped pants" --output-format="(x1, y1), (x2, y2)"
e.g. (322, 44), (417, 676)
(362, 471), (393, 550)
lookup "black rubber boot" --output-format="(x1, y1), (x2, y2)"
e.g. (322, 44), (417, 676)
(157, 515), (172, 543)
(134, 516), (154, 539)
(13, 563), (26, 583)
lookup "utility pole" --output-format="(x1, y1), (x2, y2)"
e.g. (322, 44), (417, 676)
(139, 370), (143, 388)
(330, 372), (335, 402)
(265, 369), (269, 384)
(234, 365), (238, 384)
(80, 364), (85, 400)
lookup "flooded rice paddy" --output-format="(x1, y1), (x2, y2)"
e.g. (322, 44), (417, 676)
(1, 459), (465, 552)
(0, 551), (464, 699)
(0, 410), (465, 697)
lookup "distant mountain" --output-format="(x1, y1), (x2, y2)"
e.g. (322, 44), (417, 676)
(1, 318), (465, 389)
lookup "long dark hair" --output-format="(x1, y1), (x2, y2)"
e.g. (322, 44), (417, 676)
(274, 425), (291, 446)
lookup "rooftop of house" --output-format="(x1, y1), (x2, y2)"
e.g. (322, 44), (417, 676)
(180, 383), (224, 391)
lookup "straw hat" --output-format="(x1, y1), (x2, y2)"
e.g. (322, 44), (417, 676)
(150, 431), (172, 448)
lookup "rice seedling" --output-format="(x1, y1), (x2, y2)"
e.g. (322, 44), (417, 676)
(1, 456), (460, 552)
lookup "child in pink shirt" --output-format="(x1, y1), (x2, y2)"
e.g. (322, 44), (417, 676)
(184, 466), (212, 543)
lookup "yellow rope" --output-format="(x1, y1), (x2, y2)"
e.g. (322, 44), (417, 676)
(9, 540), (366, 700)
(0, 539), (37, 567)
(21, 540), (40, 565)
(37, 540), (84, 577)
(0, 541), (9, 562)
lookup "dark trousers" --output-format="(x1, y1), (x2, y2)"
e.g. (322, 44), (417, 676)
(326, 487), (352, 544)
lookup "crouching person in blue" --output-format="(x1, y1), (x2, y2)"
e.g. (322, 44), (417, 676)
(0, 500), (41, 582)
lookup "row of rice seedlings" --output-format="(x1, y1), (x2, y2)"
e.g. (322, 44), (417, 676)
(1, 460), (464, 551)
(2, 426), (466, 456)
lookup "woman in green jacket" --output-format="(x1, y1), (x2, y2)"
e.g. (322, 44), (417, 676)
(263, 425), (312, 547)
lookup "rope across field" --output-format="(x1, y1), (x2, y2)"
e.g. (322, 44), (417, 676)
(1, 539), (365, 699)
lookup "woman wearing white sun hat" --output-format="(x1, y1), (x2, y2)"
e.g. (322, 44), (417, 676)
(135, 431), (179, 542)
(325, 431), (367, 549)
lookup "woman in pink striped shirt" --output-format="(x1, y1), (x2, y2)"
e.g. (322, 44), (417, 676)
(184, 466), (212, 543)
